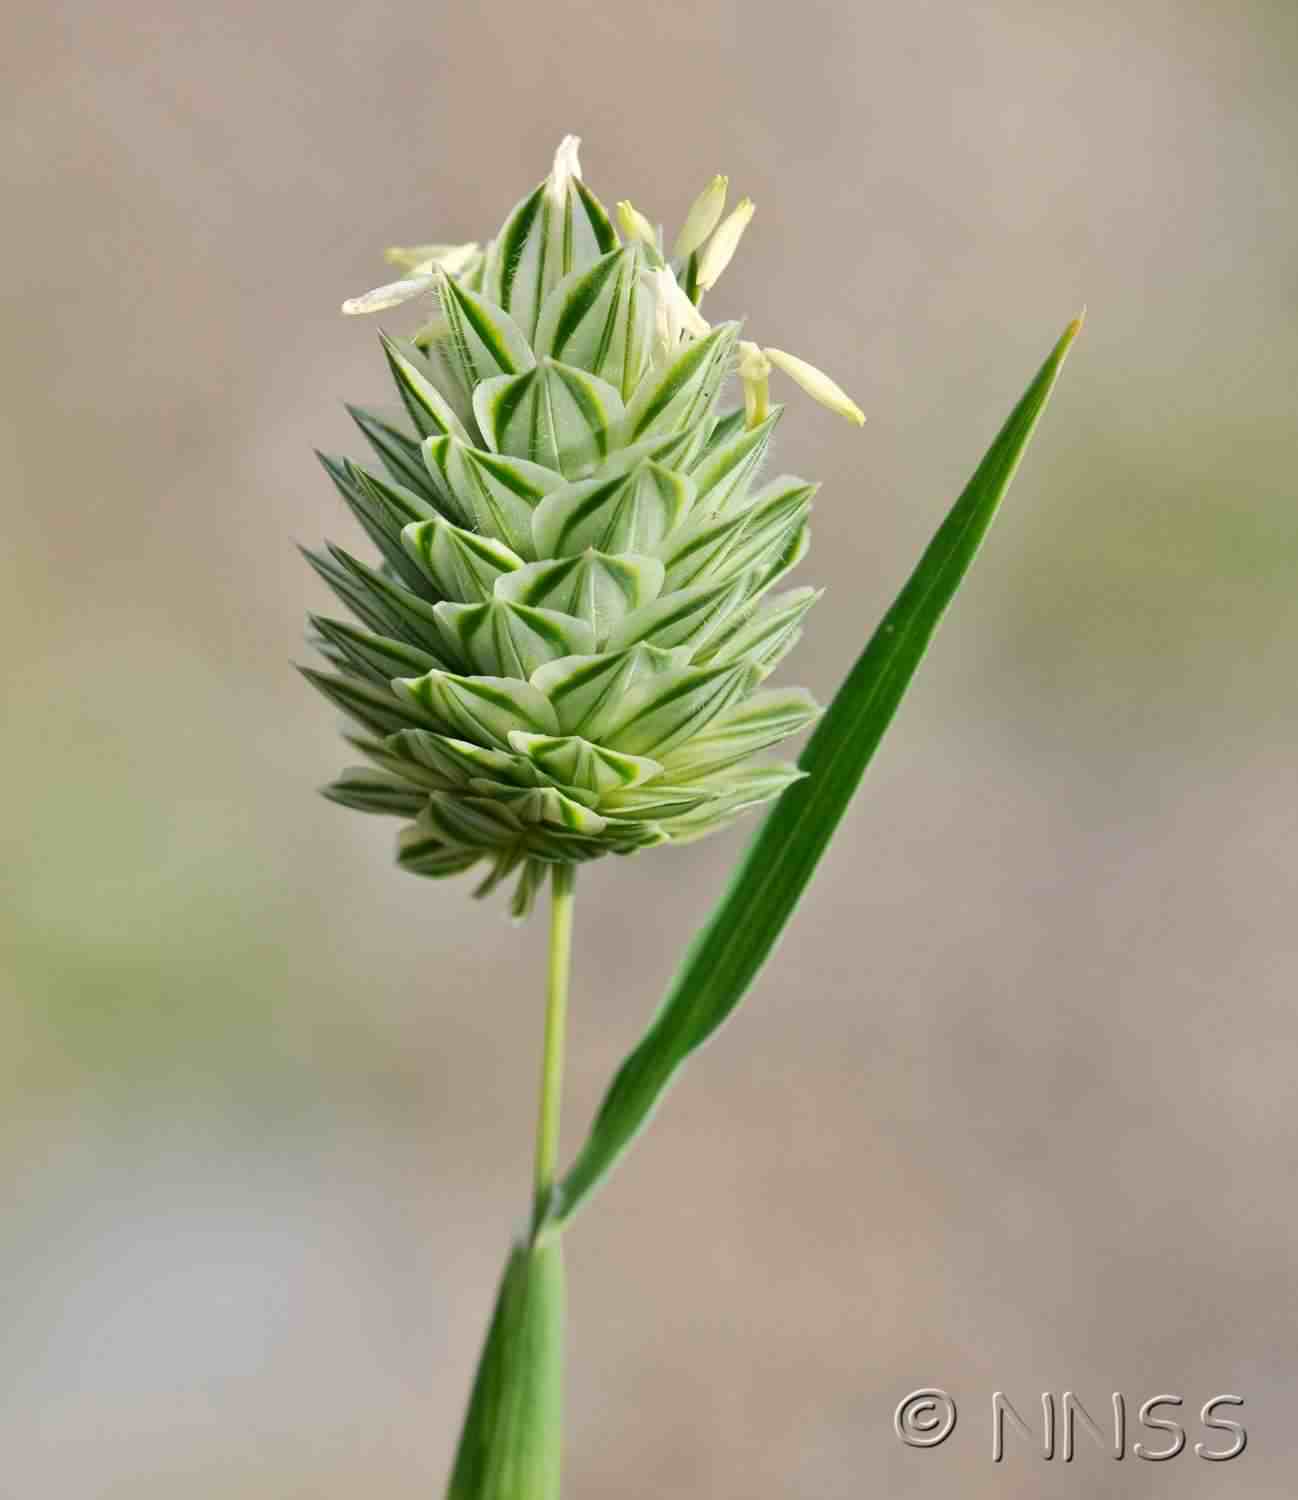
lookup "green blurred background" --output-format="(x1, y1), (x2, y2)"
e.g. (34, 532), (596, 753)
(4, 1), (1295, 1495)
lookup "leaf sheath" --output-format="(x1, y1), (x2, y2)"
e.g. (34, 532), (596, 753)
(446, 1237), (565, 1500)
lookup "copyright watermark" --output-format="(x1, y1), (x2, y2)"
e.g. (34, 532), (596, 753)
(894, 1390), (1246, 1462)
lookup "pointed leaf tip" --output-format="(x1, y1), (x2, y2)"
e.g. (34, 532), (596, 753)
(552, 314), (1082, 1225)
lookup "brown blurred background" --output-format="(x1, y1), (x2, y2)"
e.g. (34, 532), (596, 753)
(3, 1), (1296, 1495)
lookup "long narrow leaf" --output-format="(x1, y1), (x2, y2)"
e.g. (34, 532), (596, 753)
(554, 315), (1082, 1225)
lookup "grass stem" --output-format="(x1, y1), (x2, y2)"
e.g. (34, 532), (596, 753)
(532, 863), (575, 1230)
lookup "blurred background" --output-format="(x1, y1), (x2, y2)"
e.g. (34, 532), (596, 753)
(3, 0), (1295, 1495)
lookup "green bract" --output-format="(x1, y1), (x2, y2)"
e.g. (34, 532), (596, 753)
(304, 138), (860, 916)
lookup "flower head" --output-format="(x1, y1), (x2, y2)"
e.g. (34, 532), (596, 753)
(309, 139), (859, 916)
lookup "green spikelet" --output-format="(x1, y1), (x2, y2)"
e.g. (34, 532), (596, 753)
(308, 136), (864, 918)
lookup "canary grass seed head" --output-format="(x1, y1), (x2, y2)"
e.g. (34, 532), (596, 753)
(308, 137), (862, 916)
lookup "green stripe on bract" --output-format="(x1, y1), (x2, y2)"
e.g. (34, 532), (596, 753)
(544, 360), (625, 475)
(470, 447), (562, 499)
(699, 405), (748, 455)
(309, 614), (443, 683)
(600, 424), (702, 477)
(396, 816), (483, 877)
(494, 785), (608, 835)
(695, 587), (822, 674)
(472, 369), (536, 456)
(394, 670), (560, 750)
(386, 728), (539, 788)
(530, 470), (625, 555)
(322, 769), (429, 818)
(603, 570), (752, 655)
(487, 184), (546, 328)
(506, 733), (662, 799)
(495, 551), (664, 646)
(298, 665), (437, 738)
(349, 463), (448, 593)
(316, 454), (436, 596)
(688, 408), (782, 517)
(508, 859), (547, 918)
(301, 546), (400, 641)
(434, 599), (596, 679)
(419, 437), (476, 527)
(402, 516), (525, 603)
(586, 661), (754, 757)
(425, 792), (526, 846)
(430, 439), (563, 560)
(748, 517), (811, 599)
(622, 322), (739, 443)
(536, 250), (625, 364)
(321, 543), (448, 653)
(347, 405), (439, 499)
(660, 477), (814, 591)
(472, 846), (528, 902)
(533, 248), (654, 398)
(533, 460), (695, 558)
(603, 819), (670, 851)
(380, 333), (469, 442)
(598, 784), (716, 820)
(344, 732), (457, 791)
(529, 643), (689, 736)
(350, 461), (440, 529)
(658, 765), (807, 841)
(486, 173), (615, 346)
(438, 274), (535, 388)
(659, 686), (822, 779)
(574, 179), (618, 255)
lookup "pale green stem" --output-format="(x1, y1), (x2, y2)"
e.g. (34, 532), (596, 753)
(532, 863), (575, 1230)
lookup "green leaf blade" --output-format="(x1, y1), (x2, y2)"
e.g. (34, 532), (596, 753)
(554, 315), (1083, 1225)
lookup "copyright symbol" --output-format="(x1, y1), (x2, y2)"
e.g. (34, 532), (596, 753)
(894, 1388), (957, 1448)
